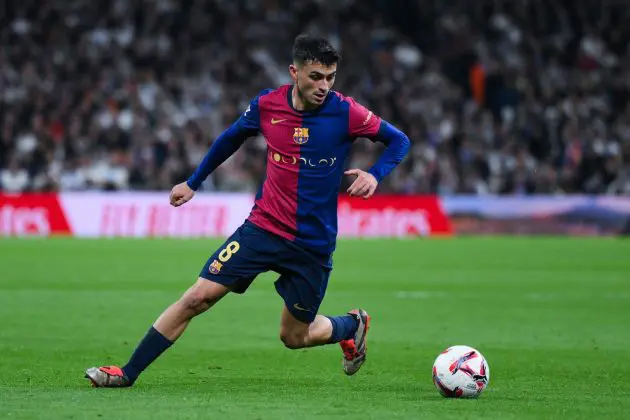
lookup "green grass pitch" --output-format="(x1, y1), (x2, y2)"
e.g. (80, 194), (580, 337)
(1, 237), (629, 419)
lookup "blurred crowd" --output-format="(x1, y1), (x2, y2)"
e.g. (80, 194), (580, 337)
(1, 0), (630, 195)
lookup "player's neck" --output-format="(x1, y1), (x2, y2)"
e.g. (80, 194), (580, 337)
(291, 85), (318, 111)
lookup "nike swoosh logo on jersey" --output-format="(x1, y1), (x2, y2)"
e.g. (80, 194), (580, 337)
(271, 118), (287, 124)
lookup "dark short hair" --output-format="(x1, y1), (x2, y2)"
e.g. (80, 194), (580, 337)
(292, 34), (341, 66)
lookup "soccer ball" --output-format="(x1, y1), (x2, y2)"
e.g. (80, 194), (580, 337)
(432, 345), (490, 398)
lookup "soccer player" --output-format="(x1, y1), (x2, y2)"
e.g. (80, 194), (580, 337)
(85, 34), (410, 387)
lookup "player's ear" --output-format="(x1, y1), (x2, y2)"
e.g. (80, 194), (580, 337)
(289, 64), (299, 83)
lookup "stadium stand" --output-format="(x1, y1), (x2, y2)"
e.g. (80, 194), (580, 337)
(1, 0), (629, 195)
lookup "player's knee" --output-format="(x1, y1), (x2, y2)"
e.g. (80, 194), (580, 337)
(179, 290), (210, 315)
(279, 331), (306, 349)
(178, 280), (228, 316)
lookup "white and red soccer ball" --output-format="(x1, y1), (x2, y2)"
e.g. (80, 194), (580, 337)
(432, 345), (490, 398)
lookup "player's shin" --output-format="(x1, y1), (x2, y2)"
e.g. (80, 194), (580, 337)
(122, 326), (174, 383)
(122, 281), (223, 382)
(121, 300), (205, 382)
(153, 299), (206, 341)
(153, 277), (229, 341)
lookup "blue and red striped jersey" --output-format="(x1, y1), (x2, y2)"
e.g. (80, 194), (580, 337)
(188, 84), (410, 261)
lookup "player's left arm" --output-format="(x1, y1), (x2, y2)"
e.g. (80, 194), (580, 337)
(345, 99), (411, 199)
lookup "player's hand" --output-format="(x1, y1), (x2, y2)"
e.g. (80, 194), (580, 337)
(169, 182), (195, 207)
(345, 169), (378, 199)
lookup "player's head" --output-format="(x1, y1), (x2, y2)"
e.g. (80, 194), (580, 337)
(289, 34), (341, 108)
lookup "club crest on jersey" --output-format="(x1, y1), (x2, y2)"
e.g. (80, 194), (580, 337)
(209, 259), (223, 275)
(293, 127), (309, 145)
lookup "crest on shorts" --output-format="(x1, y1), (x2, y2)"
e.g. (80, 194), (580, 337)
(209, 259), (223, 274)
(293, 127), (309, 145)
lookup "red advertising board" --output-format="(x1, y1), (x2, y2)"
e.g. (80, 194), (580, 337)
(338, 195), (452, 237)
(0, 193), (453, 238)
(0, 194), (72, 236)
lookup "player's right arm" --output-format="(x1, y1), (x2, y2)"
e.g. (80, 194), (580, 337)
(170, 92), (268, 207)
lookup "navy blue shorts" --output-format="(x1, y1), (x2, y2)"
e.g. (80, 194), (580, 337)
(199, 221), (331, 323)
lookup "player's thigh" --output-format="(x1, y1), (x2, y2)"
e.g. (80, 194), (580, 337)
(275, 260), (331, 326)
(199, 222), (275, 294)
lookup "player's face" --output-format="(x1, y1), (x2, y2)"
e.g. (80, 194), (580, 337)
(290, 61), (337, 108)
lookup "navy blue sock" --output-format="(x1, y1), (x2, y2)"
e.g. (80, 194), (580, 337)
(326, 314), (359, 343)
(122, 327), (173, 382)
